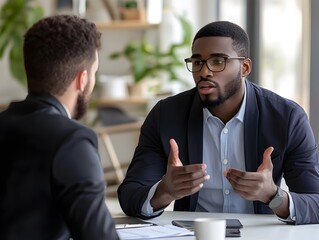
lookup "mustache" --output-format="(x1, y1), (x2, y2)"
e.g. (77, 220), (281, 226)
(196, 77), (218, 87)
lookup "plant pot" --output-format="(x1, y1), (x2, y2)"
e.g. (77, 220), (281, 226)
(128, 78), (161, 97)
(120, 8), (145, 21)
(98, 75), (129, 99)
(127, 82), (148, 97)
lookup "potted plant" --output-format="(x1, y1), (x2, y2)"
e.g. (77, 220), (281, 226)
(119, 0), (145, 21)
(0, 0), (44, 86)
(109, 13), (192, 96)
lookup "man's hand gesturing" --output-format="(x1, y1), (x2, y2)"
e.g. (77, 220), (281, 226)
(151, 139), (210, 211)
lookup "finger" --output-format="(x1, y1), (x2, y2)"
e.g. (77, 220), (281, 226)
(168, 138), (183, 167)
(171, 185), (204, 199)
(226, 174), (262, 201)
(257, 146), (274, 171)
(182, 163), (207, 173)
(227, 176), (255, 191)
(172, 168), (210, 185)
(173, 174), (208, 189)
(172, 179), (207, 198)
(225, 168), (260, 181)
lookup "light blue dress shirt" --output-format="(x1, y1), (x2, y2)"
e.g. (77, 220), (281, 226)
(196, 88), (254, 213)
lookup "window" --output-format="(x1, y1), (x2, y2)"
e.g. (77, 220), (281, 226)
(260, 0), (310, 111)
(219, 0), (246, 28)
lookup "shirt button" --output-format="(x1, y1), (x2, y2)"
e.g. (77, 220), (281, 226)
(223, 128), (228, 134)
(225, 189), (230, 195)
(223, 159), (228, 165)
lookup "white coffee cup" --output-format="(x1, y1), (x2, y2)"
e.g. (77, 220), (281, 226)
(194, 218), (226, 240)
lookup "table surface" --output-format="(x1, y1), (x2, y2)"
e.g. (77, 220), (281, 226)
(114, 211), (319, 240)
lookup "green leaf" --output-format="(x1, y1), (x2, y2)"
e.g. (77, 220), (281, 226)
(108, 12), (193, 84)
(9, 35), (26, 85)
(26, 5), (43, 28)
(0, 0), (43, 86)
(0, 31), (11, 57)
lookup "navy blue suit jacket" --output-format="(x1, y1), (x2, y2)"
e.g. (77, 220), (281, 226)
(118, 80), (319, 225)
(0, 94), (119, 239)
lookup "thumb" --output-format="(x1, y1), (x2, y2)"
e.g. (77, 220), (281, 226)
(168, 138), (183, 167)
(257, 146), (274, 172)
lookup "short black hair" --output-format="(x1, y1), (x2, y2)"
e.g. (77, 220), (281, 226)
(193, 21), (250, 57)
(24, 15), (101, 95)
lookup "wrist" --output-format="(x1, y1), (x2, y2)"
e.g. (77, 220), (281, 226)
(151, 182), (175, 210)
(265, 184), (278, 204)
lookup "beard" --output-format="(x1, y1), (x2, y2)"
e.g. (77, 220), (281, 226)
(201, 70), (242, 108)
(73, 82), (90, 120)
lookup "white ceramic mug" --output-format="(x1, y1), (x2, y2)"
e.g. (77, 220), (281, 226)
(194, 218), (226, 240)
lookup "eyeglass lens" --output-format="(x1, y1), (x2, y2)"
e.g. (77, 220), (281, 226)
(186, 56), (227, 73)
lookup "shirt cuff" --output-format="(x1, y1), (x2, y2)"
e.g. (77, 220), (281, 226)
(279, 191), (296, 224)
(141, 181), (164, 217)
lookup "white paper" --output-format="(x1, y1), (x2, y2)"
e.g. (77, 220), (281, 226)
(117, 224), (194, 239)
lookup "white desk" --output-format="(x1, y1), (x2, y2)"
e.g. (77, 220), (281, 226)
(114, 211), (319, 240)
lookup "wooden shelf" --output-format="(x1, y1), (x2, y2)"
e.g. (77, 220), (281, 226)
(95, 20), (159, 30)
(96, 97), (149, 106)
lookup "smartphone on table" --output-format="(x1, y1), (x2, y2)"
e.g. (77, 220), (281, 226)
(172, 219), (243, 237)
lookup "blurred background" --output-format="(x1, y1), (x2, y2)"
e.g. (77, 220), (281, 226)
(1, 0), (318, 208)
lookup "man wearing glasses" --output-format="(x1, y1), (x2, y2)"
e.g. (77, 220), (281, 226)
(118, 21), (319, 225)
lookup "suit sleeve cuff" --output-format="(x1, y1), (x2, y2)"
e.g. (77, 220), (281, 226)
(141, 181), (164, 217)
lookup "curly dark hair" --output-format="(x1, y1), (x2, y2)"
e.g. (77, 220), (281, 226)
(193, 21), (250, 58)
(24, 15), (101, 95)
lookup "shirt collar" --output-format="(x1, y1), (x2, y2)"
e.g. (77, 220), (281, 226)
(203, 82), (247, 123)
(61, 104), (72, 119)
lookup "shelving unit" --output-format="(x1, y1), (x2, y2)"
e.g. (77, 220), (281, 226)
(96, 97), (148, 106)
(95, 20), (159, 30)
(95, 96), (150, 120)
(94, 11), (162, 113)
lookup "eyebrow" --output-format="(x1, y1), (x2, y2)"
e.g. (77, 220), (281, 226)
(191, 53), (229, 58)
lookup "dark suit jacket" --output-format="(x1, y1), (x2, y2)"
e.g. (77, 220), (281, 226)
(0, 94), (119, 239)
(118, 80), (319, 225)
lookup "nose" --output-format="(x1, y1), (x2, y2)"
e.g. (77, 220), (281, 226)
(199, 62), (213, 77)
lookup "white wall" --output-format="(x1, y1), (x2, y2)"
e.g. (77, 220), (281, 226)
(0, 53), (26, 104)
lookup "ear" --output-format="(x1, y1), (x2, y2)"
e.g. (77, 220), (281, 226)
(241, 58), (252, 77)
(75, 70), (88, 92)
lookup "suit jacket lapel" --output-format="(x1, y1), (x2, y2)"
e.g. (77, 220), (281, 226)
(187, 91), (203, 211)
(244, 80), (259, 172)
(244, 80), (263, 213)
(188, 92), (204, 165)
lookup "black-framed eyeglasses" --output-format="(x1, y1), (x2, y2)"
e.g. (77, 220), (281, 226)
(184, 56), (246, 73)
